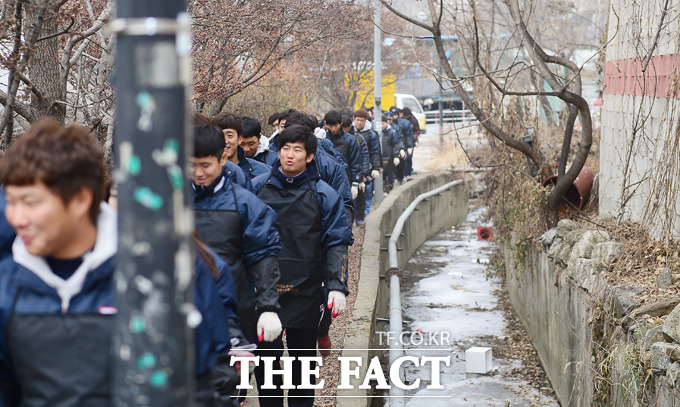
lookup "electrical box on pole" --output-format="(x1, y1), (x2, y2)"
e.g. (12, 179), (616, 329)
(111, 2), (194, 405)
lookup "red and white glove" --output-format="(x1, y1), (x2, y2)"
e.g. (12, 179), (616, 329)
(327, 291), (346, 318)
(257, 312), (282, 342)
(393, 157), (400, 166)
(358, 182), (366, 193)
(399, 149), (405, 159)
(371, 169), (380, 179)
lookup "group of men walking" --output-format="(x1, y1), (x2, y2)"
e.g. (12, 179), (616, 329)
(0, 104), (420, 407)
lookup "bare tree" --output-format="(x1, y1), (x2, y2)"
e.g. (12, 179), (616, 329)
(189, 0), (365, 116)
(0, 0), (114, 148)
(381, 0), (595, 214)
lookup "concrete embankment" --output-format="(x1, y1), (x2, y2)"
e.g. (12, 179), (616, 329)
(505, 219), (680, 406)
(338, 173), (468, 406)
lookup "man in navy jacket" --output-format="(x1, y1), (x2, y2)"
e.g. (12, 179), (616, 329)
(191, 125), (283, 344)
(252, 124), (352, 407)
(0, 120), (232, 406)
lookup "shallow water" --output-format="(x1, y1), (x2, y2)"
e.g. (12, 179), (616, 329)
(397, 205), (559, 407)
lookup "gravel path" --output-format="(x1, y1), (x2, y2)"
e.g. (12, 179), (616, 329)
(314, 225), (365, 407)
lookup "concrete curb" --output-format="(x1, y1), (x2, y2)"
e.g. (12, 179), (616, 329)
(337, 173), (468, 406)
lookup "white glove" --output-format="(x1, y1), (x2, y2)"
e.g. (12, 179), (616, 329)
(399, 149), (405, 159)
(371, 169), (380, 179)
(393, 157), (400, 166)
(351, 185), (358, 199)
(327, 290), (346, 317)
(257, 312), (282, 342)
(358, 182), (366, 193)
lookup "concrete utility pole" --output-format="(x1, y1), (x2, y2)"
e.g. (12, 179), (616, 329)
(111, 2), (195, 405)
(373, 0), (384, 204)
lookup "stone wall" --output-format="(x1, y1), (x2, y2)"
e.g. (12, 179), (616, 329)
(506, 219), (680, 406)
(338, 173), (468, 407)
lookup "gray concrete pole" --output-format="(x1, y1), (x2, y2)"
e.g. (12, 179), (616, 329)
(374, 0), (384, 204)
(110, 2), (194, 405)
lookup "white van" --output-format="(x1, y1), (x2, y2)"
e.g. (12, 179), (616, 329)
(394, 93), (427, 132)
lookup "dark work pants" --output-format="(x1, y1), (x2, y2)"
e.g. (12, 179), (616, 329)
(383, 161), (395, 193)
(255, 327), (318, 407)
(354, 188), (366, 221)
(396, 159), (406, 182)
(318, 288), (332, 338)
(406, 149), (414, 176)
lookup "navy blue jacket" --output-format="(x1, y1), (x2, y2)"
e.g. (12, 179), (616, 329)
(326, 130), (362, 183)
(253, 149), (278, 167)
(236, 146), (271, 179)
(356, 127), (382, 171)
(224, 160), (253, 192)
(252, 165), (353, 293)
(193, 170), (281, 268)
(0, 193), (15, 260)
(354, 132), (370, 179)
(0, 204), (231, 402)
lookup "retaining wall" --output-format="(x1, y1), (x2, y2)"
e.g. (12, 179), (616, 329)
(338, 173), (468, 407)
(505, 220), (680, 406)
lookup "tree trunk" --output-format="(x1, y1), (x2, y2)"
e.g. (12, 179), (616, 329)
(26, 4), (65, 124)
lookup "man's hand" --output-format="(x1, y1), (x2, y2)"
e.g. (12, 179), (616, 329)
(399, 149), (405, 159)
(358, 182), (366, 193)
(256, 312), (282, 342)
(351, 184), (358, 199)
(393, 157), (400, 166)
(327, 291), (347, 317)
(371, 169), (380, 179)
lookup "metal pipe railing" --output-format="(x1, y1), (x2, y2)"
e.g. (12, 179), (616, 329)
(386, 180), (463, 407)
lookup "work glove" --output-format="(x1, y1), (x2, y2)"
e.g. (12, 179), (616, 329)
(393, 157), (400, 166)
(210, 353), (241, 407)
(399, 149), (405, 159)
(371, 169), (380, 180)
(351, 184), (359, 199)
(327, 290), (347, 318)
(256, 312), (282, 342)
(358, 182), (366, 193)
(408, 147), (414, 155)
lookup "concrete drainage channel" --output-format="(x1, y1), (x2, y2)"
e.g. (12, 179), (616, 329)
(397, 205), (559, 406)
(338, 174), (557, 407)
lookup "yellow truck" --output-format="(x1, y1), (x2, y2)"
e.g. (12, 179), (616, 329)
(350, 72), (427, 130)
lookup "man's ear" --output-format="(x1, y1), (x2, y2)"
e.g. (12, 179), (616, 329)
(306, 153), (315, 164)
(219, 151), (228, 166)
(72, 186), (94, 218)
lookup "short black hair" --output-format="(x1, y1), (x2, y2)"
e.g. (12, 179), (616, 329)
(278, 108), (297, 122)
(241, 116), (262, 140)
(285, 111), (317, 132)
(278, 124), (317, 157)
(212, 112), (243, 135)
(324, 110), (342, 126)
(267, 112), (280, 126)
(341, 115), (353, 128)
(194, 125), (225, 159)
(402, 107), (412, 116)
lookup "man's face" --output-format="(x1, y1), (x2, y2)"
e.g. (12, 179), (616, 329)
(354, 117), (366, 131)
(278, 141), (313, 177)
(327, 123), (342, 135)
(381, 121), (388, 130)
(240, 135), (260, 158)
(271, 120), (279, 132)
(222, 129), (242, 161)
(278, 119), (286, 133)
(190, 153), (227, 187)
(5, 183), (88, 258)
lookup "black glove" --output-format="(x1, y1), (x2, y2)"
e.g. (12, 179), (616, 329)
(212, 354), (240, 407)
